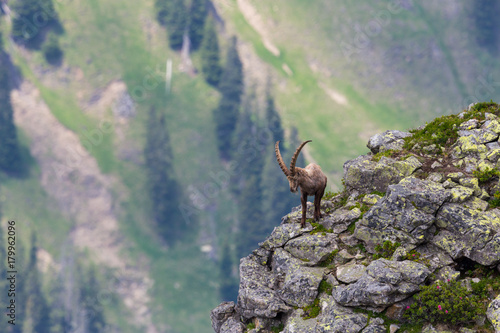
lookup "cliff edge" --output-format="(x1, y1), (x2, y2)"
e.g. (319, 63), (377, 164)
(212, 102), (500, 333)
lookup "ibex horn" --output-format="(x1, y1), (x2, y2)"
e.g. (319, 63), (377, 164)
(275, 141), (290, 176)
(290, 140), (312, 175)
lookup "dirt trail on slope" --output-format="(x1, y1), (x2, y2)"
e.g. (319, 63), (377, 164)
(11, 81), (157, 333)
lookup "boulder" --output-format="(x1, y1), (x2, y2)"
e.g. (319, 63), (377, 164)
(343, 155), (422, 194)
(433, 204), (500, 265)
(284, 233), (339, 265)
(367, 130), (412, 154)
(272, 248), (326, 307)
(354, 177), (450, 251)
(334, 259), (430, 308)
(211, 302), (237, 333)
(316, 295), (369, 333)
(236, 255), (292, 319)
(487, 295), (500, 333)
(260, 223), (313, 250)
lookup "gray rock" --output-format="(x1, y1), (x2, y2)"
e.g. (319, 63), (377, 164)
(260, 223), (312, 250)
(284, 233), (338, 266)
(211, 302), (237, 333)
(334, 259), (430, 308)
(316, 296), (369, 333)
(283, 309), (317, 333)
(237, 255), (292, 319)
(336, 262), (367, 284)
(434, 203), (500, 265)
(219, 317), (244, 333)
(487, 296), (500, 332)
(389, 324), (400, 333)
(272, 248), (326, 307)
(355, 177), (450, 251)
(367, 130), (412, 154)
(361, 325), (386, 333)
(343, 155), (421, 194)
(321, 208), (361, 233)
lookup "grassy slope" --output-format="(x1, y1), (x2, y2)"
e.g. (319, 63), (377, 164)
(4, 0), (223, 332)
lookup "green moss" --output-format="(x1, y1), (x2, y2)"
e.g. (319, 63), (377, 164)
(270, 324), (284, 333)
(347, 220), (357, 234)
(319, 249), (338, 268)
(310, 222), (333, 235)
(404, 115), (463, 153)
(301, 298), (321, 319)
(246, 322), (256, 330)
(318, 280), (333, 296)
(370, 190), (386, 197)
(403, 102), (500, 155)
(372, 240), (401, 260)
(372, 149), (397, 162)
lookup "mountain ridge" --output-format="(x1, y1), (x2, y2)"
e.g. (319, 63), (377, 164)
(212, 102), (500, 333)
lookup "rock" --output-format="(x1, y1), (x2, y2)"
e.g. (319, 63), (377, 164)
(486, 296), (500, 333)
(459, 177), (481, 196)
(219, 317), (244, 333)
(343, 155), (421, 194)
(284, 233), (338, 265)
(367, 130), (412, 154)
(448, 185), (475, 203)
(389, 324), (400, 333)
(459, 118), (479, 130)
(237, 255), (292, 319)
(457, 129), (499, 144)
(355, 177), (450, 251)
(361, 324), (386, 333)
(334, 259), (430, 308)
(211, 302), (237, 333)
(363, 194), (382, 205)
(452, 135), (488, 159)
(385, 298), (413, 321)
(487, 296), (500, 331)
(336, 262), (367, 284)
(260, 223), (312, 250)
(272, 248), (326, 307)
(283, 310), (317, 333)
(433, 203), (500, 265)
(321, 208), (361, 233)
(316, 295), (369, 333)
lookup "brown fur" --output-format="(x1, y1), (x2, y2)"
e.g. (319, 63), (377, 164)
(275, 141), (328, 227)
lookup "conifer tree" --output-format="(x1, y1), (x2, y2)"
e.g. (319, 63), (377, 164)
(213, 37), (243, 161)
(79, 266), (106, 332)
(188, 0), (207, 51)
(144, 107), (186, 244)
(0, 49), (22, 174)
(154, 0), (188, 50)
(24, 234), (51, 333)
(261, 94), (297, 224)
(472, 0), (499, 53)
(219, 243), (238, 301)
(232, 98), (268, 258)
(200, 17), (222, 86)
(11, 0), (58, 48)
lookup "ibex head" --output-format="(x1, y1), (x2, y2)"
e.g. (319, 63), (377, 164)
(275, 140), (312, 193)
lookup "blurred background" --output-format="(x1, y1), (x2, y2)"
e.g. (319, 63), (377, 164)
(0, 0), (498, 332)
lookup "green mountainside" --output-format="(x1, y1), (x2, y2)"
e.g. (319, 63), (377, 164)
(0, 0), (498, 332)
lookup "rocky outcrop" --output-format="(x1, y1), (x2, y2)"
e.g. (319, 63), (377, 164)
(212, 104), (500, 333)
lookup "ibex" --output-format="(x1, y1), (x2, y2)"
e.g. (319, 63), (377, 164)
(275, 140), (327, 228)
